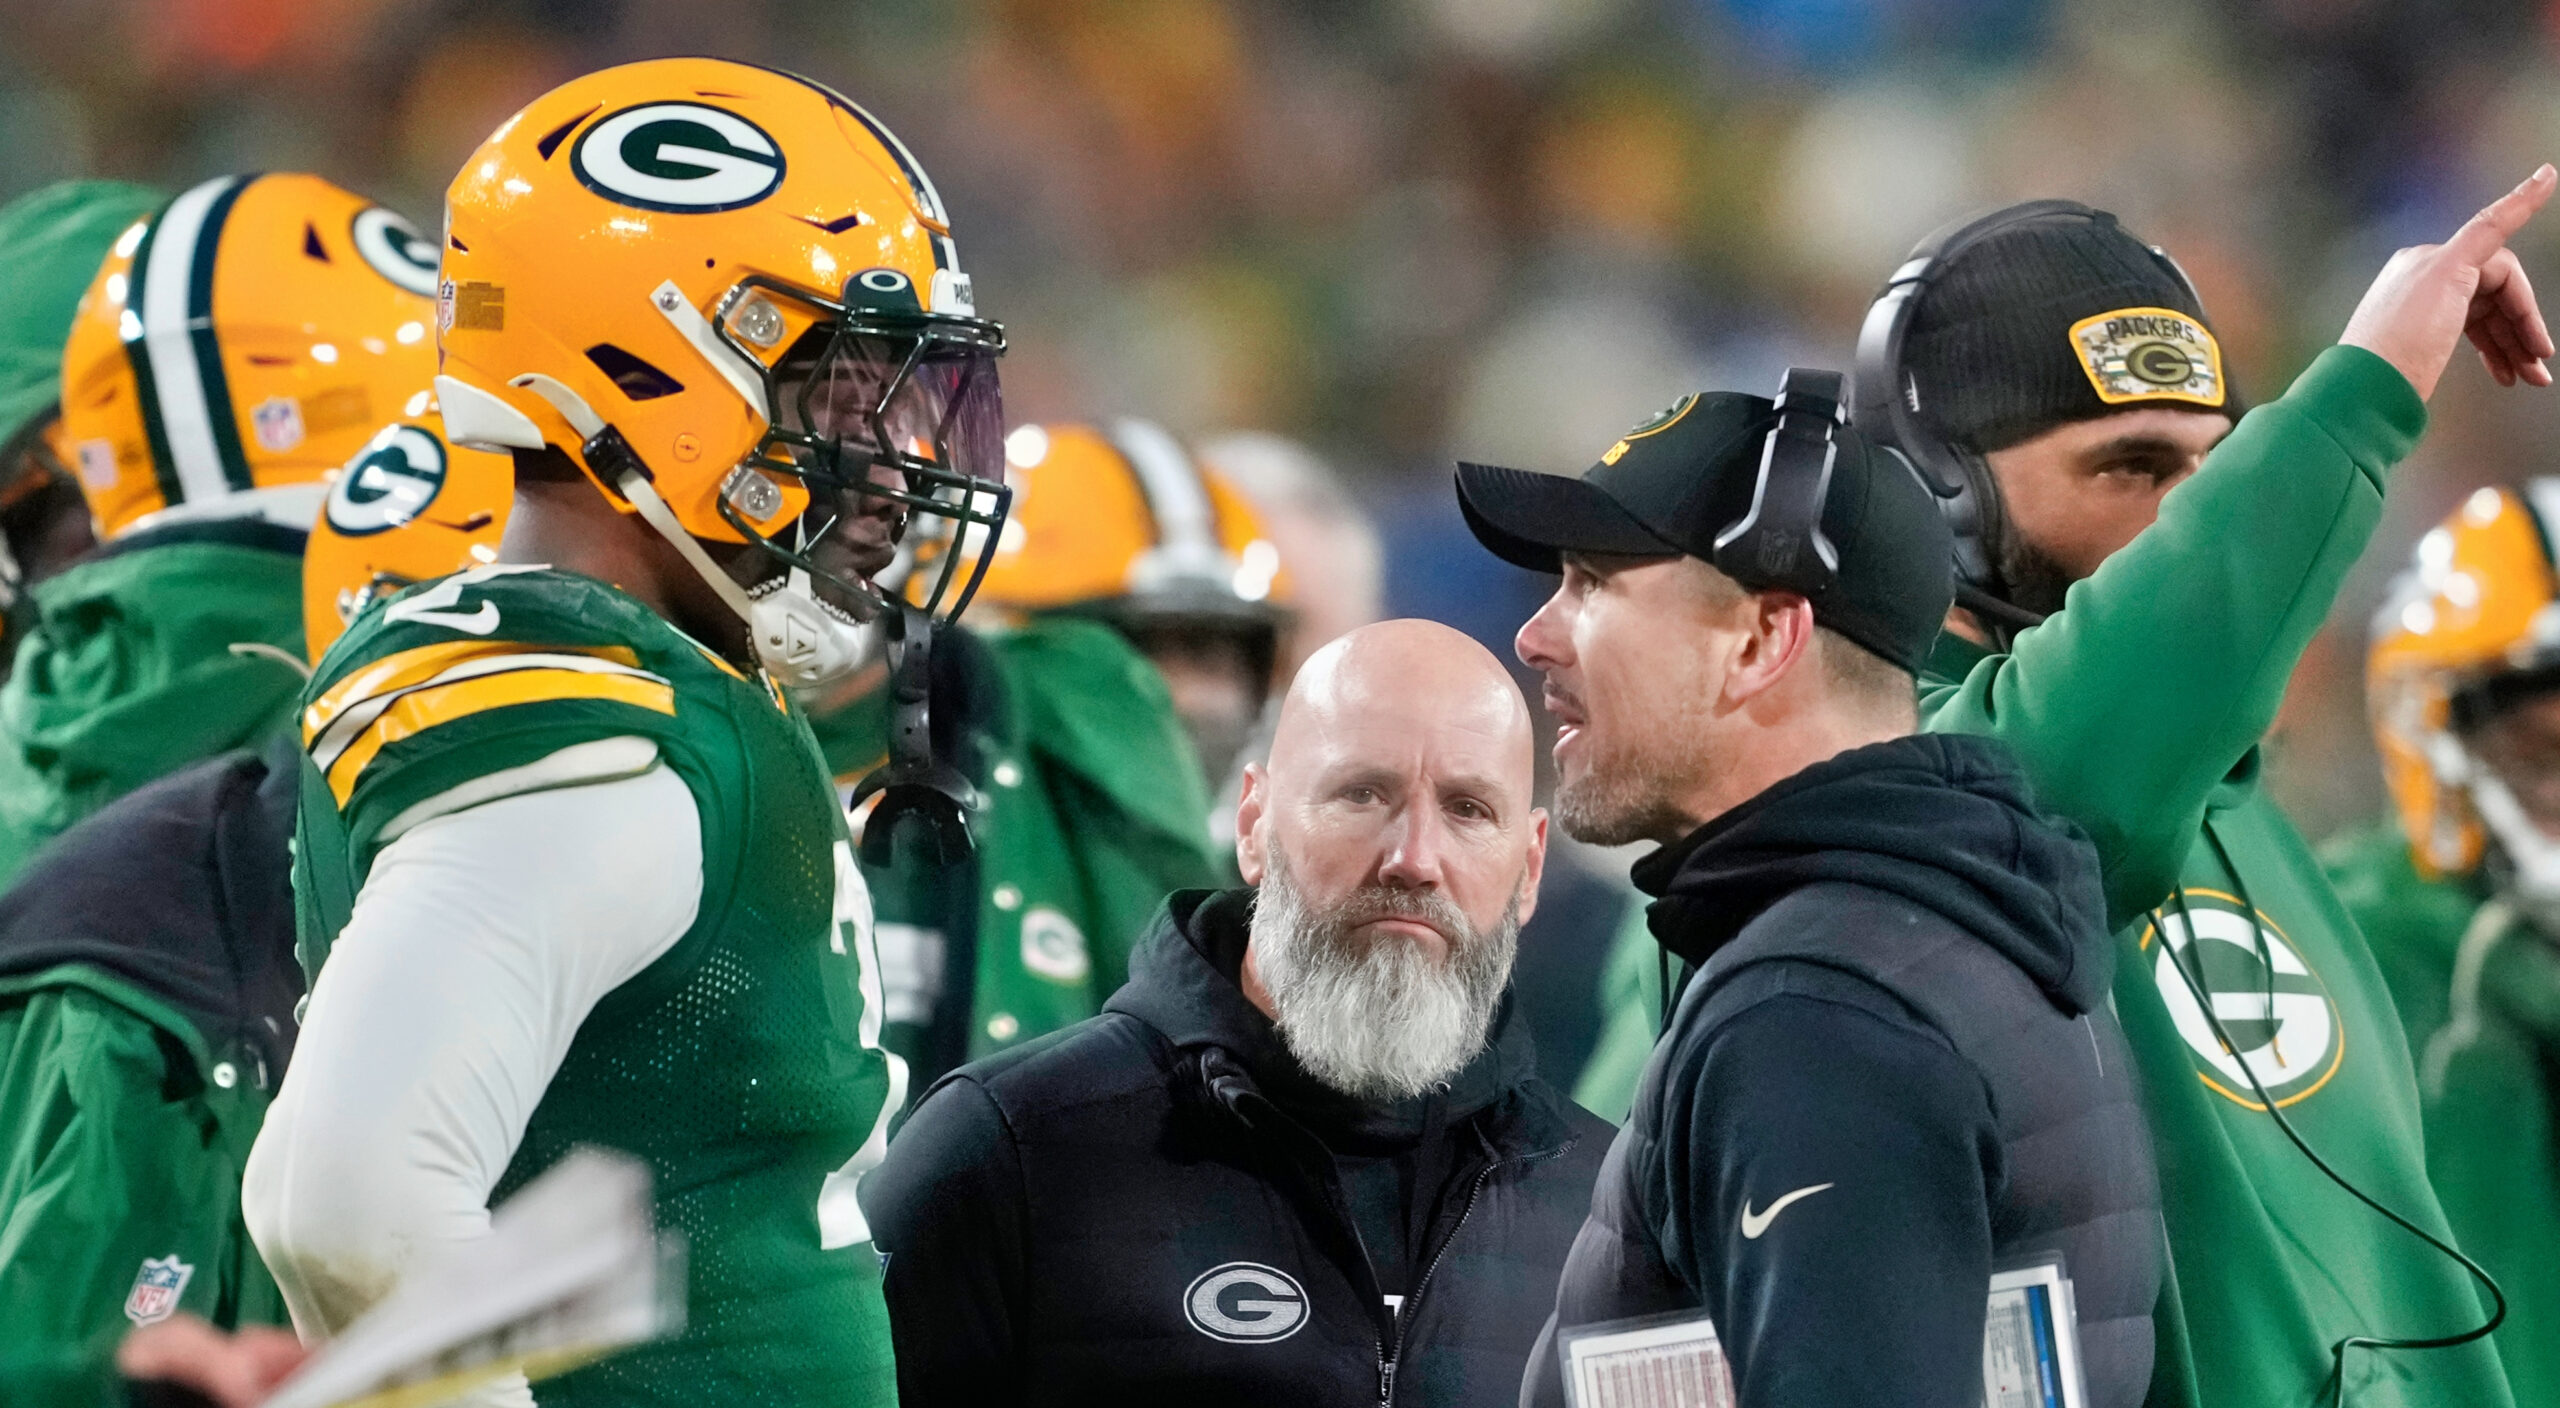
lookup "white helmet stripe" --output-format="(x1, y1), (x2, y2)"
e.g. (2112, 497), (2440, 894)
(1112, 419), (1222, 558)
(136, 175), (250, 508)
(2524, 479), (2560, 568)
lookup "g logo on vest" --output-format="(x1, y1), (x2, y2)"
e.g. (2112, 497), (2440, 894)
(2144, 893), (2343, 1109)
(351, 207), (440, 297)
(327, 425), (448, 537)
(1184, 1262), (1308, 1343)
(572, 103), (786, 213)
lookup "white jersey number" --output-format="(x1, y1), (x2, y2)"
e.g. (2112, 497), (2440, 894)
(815, 839), (906, 1249)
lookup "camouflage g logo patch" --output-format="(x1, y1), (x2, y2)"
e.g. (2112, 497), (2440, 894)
(2069, 306), (2225, 408)
(2127, 340), (2196, 386)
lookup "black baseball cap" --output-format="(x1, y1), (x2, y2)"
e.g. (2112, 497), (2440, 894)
(1455, 389), (1955, 673)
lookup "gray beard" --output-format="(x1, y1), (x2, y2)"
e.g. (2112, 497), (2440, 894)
(1248, 849), (1521, 1102)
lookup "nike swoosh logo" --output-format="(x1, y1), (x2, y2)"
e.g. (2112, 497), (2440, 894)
(399, 602), (500, 635)
(1739, 1182), (1835, 1239)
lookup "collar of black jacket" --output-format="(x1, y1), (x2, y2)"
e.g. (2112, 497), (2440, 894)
(1630, 732), (2112, 1015)
(0, 734), (304, 1078)
(1105, 887), (1559, 1154)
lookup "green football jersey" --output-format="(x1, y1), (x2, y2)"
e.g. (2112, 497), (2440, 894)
(292, 564), (902, 1408)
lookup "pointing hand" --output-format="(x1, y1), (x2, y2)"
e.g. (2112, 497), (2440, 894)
(2340, 165), (2558, 400)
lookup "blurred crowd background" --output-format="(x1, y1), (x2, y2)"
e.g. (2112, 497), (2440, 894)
(8, 0), (2558, 1041)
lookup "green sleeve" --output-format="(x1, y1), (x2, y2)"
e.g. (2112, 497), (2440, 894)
(0, 988), (261, 1408)
(1050, 770), (1223, 996)
(1570, 901), (1663, 1124)
(1919, 346), (2425, 927)
(994, 619), (1222, 991)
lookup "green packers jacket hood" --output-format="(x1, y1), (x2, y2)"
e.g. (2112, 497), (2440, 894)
(0, 179), (162, 449)
(0, 519), (307, 883)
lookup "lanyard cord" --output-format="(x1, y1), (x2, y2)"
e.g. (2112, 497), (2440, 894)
(2155, 821), (2505, 1407)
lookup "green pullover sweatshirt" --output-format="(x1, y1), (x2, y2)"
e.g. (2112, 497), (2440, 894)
(807, 615), (1221, 1091)
(0, 525), (306, 886)
(2323, 823), (2560, 1408)
(1922, 346), (2509, 1408)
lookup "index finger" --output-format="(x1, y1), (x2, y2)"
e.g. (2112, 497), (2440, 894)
(2444, 164), (2560, 266)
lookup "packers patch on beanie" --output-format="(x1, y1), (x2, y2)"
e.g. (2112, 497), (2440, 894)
(1899, 209), (2236, 455)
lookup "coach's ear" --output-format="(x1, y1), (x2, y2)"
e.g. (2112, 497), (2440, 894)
(1235, 762), (1269, 886)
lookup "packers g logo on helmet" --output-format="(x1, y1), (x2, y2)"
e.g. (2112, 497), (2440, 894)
(350, 207), (440, 297)
(326, 424), (448, 536)
(571, 103), (787, 213)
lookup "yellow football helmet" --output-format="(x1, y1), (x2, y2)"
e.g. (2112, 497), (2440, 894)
(302, 405), (512, 659)
(58, 173), (441, 540)
(974, 418), (1289, 634)
(436, 57), (1008, 686)
(2370, 482), (2560, 878)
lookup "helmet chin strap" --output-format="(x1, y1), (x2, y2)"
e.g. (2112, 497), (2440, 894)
(510, 372), (869, 688)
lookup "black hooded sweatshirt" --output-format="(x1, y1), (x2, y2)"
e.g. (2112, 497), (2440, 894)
(863, 887), (1612, 1407)
(1526, 733), (2159, 1408)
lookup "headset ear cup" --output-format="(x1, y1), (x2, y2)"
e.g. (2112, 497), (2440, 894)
(1949, 444), (2003, 596)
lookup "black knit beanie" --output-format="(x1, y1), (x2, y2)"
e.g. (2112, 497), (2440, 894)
(1900, 210), (2240, 454)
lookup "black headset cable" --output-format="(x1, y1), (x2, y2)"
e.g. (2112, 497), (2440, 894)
(2151, 821), (2505, 1407)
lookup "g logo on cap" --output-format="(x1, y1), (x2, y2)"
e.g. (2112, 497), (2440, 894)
(2127, 340), (2197, 386)
(572, 103), (786, 213)
(1184, 1262), (1308, 1343)
(327, 425), (448, 537)
(351, 207), (440, 297)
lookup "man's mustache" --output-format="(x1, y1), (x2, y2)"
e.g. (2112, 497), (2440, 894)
(1318, 885), (1471, 949)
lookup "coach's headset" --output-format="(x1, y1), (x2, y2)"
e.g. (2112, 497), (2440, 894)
(1856, 201), (2505, 1405)
(1852, 200), (2206, 638)
(1716, 366), (1846, 599)
(1651, 365), (1847, 1018)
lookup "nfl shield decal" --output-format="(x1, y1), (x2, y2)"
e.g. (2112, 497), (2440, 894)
(252, 396), (305, 452)
(125, 1254), (193, 1325)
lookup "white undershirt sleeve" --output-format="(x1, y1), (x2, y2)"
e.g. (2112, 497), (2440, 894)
(244, 757), (704, 1391)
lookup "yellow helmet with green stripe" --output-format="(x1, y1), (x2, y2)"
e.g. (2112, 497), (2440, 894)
(57, 172), (440, 540)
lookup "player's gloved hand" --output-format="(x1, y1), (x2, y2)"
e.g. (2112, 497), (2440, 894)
(2342, 163), (2558, 399)
(118, 1314), (308, 1408)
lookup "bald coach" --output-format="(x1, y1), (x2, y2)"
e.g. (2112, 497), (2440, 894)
(864, 619), (1613, 1407)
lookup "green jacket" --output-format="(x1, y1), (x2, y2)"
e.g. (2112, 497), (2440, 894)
(1570, 901), (1659, 1123)
(808, 616), (1221, 1091)
(0, 180), (161, 450)
(0, 742), (301, 1408)
(0, 524), (306, 886)
(1922, 346), (2508, 1408)
(2324, 824), (2560, 1408)
(0, 977), (285, 1406)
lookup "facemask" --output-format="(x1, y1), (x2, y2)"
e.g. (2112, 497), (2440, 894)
(2465, 764), (2560, 934)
